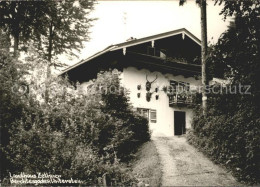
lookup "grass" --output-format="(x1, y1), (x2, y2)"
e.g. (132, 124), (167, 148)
(130, 140), (162, 186)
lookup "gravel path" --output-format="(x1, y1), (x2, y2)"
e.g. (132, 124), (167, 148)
(153, 136), (241, 186)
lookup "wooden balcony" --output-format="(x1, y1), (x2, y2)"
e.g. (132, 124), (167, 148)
(168, 93), (194, 107)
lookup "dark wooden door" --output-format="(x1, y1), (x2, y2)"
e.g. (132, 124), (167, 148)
(174, 111), (186, 135)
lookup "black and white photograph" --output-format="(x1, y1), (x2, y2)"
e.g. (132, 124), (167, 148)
(0, 0), (259, 186)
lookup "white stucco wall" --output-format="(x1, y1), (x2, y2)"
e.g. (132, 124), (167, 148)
(121, 67), (201, 137)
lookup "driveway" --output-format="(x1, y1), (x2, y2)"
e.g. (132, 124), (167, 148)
(153, 136), (240, 186)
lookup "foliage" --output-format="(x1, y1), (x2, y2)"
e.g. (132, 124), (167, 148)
(208, 2), (260, 86)
(179, 0), (200, 6)
(0, 30), (10, 52)
(215, 0), (260, 20)
(0, 49), (149, 185)
(0, 47), (30, 180)
(80, 70), (151, 162)
(188, 99), (260, 184)
(0, 1), (95, 63)
(1, 2), (148, 185)
(34, 0), (95, 63)
(0, 1), (47, 53)
(188, 1), (260, 184)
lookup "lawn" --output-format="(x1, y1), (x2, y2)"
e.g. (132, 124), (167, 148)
(130, 140), (162, 186)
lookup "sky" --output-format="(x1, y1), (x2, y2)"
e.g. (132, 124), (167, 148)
(60, 0), (231, 69)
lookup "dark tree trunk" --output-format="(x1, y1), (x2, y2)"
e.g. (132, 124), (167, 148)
(13, 12), (20, 58)
(13, 34), (19, 57)
(200, 0), (208, 115)
(45, 21), (53, 103)
(47, 22), (53, 64)
(12, 3), (20, 58)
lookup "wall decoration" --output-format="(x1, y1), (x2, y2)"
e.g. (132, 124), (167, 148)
(146, 92), (152, 102)
(145, 74), (158, 91)
(162, 86), (167, 93)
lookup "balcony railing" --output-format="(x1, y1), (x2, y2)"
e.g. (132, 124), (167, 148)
(168, 93), (194, 107)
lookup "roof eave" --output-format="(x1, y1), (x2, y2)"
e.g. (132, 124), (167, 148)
(59, 28), (201, 76)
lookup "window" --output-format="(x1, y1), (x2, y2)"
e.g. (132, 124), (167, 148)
(137, 108), (149, 120)
(147, 46), (166, 58)
(160, 51), (166, 59)
(147, 46), (155, 56)
(137, 108), (157, 123)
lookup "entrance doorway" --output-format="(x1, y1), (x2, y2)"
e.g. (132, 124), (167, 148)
(174, 111), (186, 135)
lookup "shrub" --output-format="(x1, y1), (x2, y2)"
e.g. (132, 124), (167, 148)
(187, 94), (260, 184)
(0, 50), (30, 179)
(85, 70), (151, 162)
(1, 52), (150, 185)
(188, 7), (260, 184)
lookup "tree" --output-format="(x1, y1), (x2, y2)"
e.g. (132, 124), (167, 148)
(1, 57), (148, 184)
(180, 0), (208, 115)
(33, 1), (95, 102)
(211, 0), (260, 92)
(33, 1), (95, 64)
(0, 1), (95, 102)
(0, 1), (49, 56)
(188, 1), (260, 183)
(0, 1), (95, 64)
(0, 39), (30, 180)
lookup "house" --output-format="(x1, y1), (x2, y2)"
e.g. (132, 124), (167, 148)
(60, 28), (203, 137)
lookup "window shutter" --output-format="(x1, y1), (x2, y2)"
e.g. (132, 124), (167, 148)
(143, 109), (149, 119)
(150, 110), (157, 123)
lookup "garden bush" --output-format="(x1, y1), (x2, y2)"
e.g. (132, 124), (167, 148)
(188, 6), (260, 183)
(0, 50), (30, 180)
(0, 50), (150, 185)
(188, 96), (260, 184)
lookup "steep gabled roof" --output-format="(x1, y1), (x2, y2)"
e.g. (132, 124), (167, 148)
(60, 28), (201, 75)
